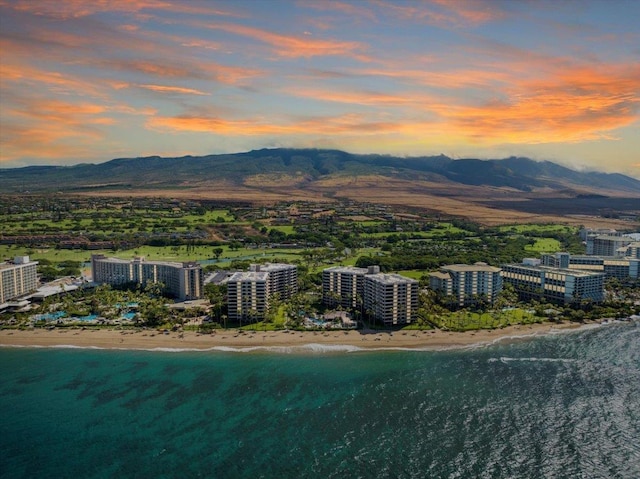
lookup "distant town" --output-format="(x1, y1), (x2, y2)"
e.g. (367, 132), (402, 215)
(1, 196), (639, 331)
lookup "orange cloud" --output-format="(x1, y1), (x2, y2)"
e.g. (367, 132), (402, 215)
(371, 0), (505, 28)
(146, 113), (403, 136)
(205, 22), (367, 59)
(0, 96), (115, 163)
(7, 0), (243, 19)
(138, 84), (210, 95)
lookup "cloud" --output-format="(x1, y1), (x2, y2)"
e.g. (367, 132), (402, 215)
(138, 84), (210, 96)
(145, 112), (405, 136)
(372, 0), (506, 28)
(204, 22), (367, 59)
(7, 0), (243, 20)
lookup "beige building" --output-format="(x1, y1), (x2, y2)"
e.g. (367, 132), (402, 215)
(0, 256), (39, 305)
(501, 263), (605, 304)
(227, 263), (298, 323)
(91, 255), (203, 301)
(322, 266), (370, 309)
(322, 265), (417, 325)
(250, 263), (298, 299)
(227, 271), (269, 322)
(363, 272), (419, 326)
(429, 263), (502, 307)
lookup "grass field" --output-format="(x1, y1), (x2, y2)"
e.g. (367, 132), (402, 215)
(497, 224), (576, 234)
(524, 238), (562, 253)
(426, 308), (544, 331)
(0, 244), (306, 265)
(396, 270), (427, 280)
(268, 225), (296, 234)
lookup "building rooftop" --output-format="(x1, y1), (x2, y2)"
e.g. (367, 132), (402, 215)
(228, 271), (269, 282)
(323, 266), (369, 274)
(92, 255), (184, 268)
(595, 235), (634, 242)
(503, 263), (605, 278)
(368, 273), (418, 285)
(429, 271), (451, 280)
(250, 263), (297, 273)
(440, 263), (501, 273)
(0, 258), (38, 270)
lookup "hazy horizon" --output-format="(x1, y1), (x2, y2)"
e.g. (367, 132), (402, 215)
(1, 1), (639, 177)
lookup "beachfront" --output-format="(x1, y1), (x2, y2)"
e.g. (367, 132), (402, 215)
(0, 322), (585, 352)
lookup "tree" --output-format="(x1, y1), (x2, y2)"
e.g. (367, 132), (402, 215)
(212, 247), (224, 260)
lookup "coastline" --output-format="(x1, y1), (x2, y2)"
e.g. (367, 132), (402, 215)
(0, 321), (589, 353)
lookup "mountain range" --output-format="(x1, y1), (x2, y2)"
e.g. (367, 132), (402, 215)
(1, 148), (639, 195)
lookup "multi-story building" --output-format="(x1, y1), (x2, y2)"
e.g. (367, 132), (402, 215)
(91, 255), (203, 301)
(250, 263), (297, 299)
(227, 263), (298, 322)
(587, 235), (633, 257)
(625, 242), (640, 259)
(322, 265), (373, 309)
(429, 263), (502, 307)
(501, 263), (605, 305)
(541, 252), (639, 280)
(363, 273), (418, 326)
(226, 271), (269, 322)
(0, 256), (39, 305)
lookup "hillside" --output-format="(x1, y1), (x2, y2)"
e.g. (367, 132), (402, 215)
(1, 149), (639, 226)
(2, 148), (639, 193)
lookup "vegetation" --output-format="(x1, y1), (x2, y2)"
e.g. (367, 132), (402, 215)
(1, 195), (637, 333)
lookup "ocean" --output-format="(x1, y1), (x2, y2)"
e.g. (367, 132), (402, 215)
(1, 321), (639, 478)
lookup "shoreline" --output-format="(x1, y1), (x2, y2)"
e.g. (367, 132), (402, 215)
(0, 321), (595, 353)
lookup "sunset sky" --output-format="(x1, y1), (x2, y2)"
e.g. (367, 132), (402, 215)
(1, 0), (639, 177)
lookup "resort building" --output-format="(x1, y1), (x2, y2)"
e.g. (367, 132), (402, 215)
(624, 242), (640, 259)
(226, 271), (269, 322)
(541, 252), (639, 280)
(91, 255), (203, 301)
(501, 263), (605, 305)
(429, 263), (503, 307)
(321, 265), (418, 325)
(587, 234), (634, 256)
(249, 263), (298, 299)
(363, 272), (419, 326)
(227, 263), (298, 322)
(0, 256), (39, 305)
(322, 265), (372, 309)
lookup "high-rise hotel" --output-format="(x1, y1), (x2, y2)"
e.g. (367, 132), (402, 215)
(0, 256), (39, 305)
(322, 265), (419, 325)
(227, 263), (298, 322)
(91, 255), (203, 301)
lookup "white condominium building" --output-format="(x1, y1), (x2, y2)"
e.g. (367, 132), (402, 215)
(501, 263), (605, 304)
(227, 271), (269, 322)
(227, 263), (298, 322)
(91, 255), (203, 301)
(542, 252), (639, 280)
(322, 266), (370, 309)
(363, 273), (419, 326)
(429, 262), (502, 307)
(0, 256), (39, 304)
(587, 235), (634, 256)
(250, 263), (298, 299)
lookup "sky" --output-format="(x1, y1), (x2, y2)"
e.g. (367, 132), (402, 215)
(1, 0), (639, 177)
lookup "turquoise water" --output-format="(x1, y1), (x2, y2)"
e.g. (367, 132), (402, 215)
(1, 321), (639, 478)
(33, 311), (67, 321)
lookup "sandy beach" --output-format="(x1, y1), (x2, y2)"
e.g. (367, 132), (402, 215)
(0, 322), (586, 352)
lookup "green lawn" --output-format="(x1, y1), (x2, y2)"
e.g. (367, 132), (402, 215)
(268, 225), (296, 234)
(0, 244), (305, 264)
(498, 224), (576, 234)
(396, 270), (427, 280)
(524, 238), (561, 253)
(428, 308), (544, 331)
